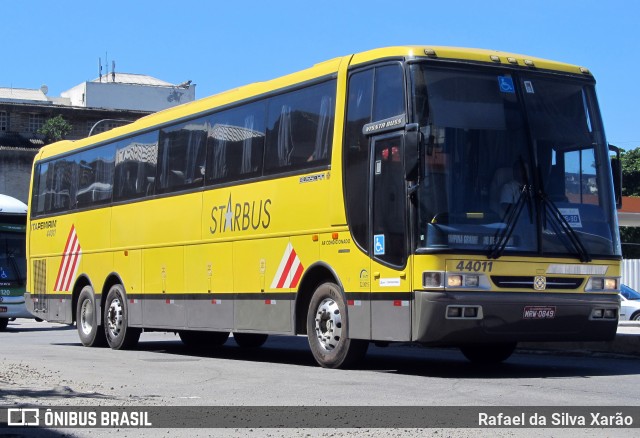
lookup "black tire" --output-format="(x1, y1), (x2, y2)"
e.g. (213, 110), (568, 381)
(179, 330), (230, 349)
(632, 312), (640, 321)
(76, 285), (107, 347)
(0, 318), (8, 331)
(104, 284), (141, 350)
(233, 332), (268, 348)
(306, 282), (368, 368)
(460, 342), (517, 365)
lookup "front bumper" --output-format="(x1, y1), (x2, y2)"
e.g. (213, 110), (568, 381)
(413, 290), (619, 345)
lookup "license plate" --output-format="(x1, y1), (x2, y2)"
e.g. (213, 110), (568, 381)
(523, 306), (556, 319)
(0, 306), (7, 313)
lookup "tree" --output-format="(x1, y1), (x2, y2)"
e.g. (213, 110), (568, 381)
(619, 147), (640, 258)
(38, 115), (72, 143)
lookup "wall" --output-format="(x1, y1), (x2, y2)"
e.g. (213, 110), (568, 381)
(0, 147), (38, 203)
(76, 82), (195, 112)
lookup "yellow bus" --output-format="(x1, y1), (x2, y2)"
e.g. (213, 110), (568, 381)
(26, 46), (623, 368)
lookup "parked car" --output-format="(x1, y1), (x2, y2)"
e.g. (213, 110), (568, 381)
(620, 284), (640, 321)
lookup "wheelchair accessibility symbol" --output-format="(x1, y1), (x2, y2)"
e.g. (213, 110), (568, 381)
(498, 76), (515, 93)
(374, 234), (385, 255)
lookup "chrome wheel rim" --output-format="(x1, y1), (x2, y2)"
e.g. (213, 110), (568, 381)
(79, 299), (94, 336)
(314, 297), (342, 351)
(106, 297), (123, 338)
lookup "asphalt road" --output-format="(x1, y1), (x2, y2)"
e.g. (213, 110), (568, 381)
(1, 319), (639, 437)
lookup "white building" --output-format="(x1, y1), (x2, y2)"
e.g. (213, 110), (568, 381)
(62, 72), (195, 112)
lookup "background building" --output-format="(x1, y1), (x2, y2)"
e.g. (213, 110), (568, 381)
(0, 73), (195, 203)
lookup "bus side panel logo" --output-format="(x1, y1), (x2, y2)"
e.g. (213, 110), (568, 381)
(54, 225), (82, 291)
(271, 243), (303, 289)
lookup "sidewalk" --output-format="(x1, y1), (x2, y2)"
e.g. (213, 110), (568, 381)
(519, 322), (640, 357)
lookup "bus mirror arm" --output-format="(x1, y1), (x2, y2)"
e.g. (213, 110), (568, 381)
(608, 144), (622, 209)
(404, 123), (421, 181)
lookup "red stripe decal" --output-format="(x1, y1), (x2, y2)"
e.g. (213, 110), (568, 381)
(276, 249), (297, 289)
(290, 262), (304, 288)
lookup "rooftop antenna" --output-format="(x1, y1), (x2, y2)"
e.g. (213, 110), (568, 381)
(112, 60), (116, 82)
(98, 57), (102, 82)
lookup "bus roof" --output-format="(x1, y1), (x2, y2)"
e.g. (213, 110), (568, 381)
(35, 45), (592, 161)
(0, 194), (28, 214)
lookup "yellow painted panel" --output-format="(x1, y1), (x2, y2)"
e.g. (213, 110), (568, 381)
(143, 246), (184, 294)
(184, 243), (234, 294)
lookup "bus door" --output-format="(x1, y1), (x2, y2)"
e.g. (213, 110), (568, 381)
(369, 133), (412, 341)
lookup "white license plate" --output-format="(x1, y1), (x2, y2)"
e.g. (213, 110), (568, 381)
(523, 306), (556, 319)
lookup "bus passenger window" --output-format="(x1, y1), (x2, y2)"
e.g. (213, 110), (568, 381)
(158, 118), (207, 193)
(264, 81), (335, 174)
(114, 132), (159, 200)
(206, 101), (265, 184)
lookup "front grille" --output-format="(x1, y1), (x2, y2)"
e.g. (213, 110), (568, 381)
(491, 276), (583, 290)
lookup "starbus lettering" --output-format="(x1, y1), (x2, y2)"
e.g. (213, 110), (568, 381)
(210, 195), (271, 234)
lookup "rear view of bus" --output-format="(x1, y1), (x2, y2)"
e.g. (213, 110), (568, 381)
(0, 194), (29, 331)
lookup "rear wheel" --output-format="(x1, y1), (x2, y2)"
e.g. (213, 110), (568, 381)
(77, 285), (106, 347)
(0, 318), (8, 331)
(233, 332), (268, 348)
(104, 284), (141, 350)
(307, 282), (368, 368)
(179, 330), (229, 349)
(460, 342), (517, 364)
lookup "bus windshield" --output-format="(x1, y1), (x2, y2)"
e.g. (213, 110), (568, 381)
(410, 64), (620, 258)
(0, 221), (27, 284)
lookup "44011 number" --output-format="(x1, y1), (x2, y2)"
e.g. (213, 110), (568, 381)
(455, 260), (494, 272)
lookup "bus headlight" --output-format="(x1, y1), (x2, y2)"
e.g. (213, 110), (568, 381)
(586, 277), (619, 291)
(423, 271), (444, 288)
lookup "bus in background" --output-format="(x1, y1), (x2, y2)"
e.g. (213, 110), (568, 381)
(0, 194), (30, 331)
(26, 46), (622, 367)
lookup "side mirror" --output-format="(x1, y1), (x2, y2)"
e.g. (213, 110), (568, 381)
(609, 144), (622, 209)
(404, 123), (421, 181)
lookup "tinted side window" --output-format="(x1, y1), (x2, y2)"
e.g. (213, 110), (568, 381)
(373, 63), (405, 121)
(48, 156), (77, 213)
(265, 81), (336, 174)
(158, 118), (207, 193)
(76, 144), (115, 208)
(206, 101), (265, 184)
(114, 132), (159, 201)
(344, 69), (374, 250)
(31, 162), (49, 216)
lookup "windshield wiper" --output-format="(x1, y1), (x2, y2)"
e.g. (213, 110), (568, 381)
(7, 254), (24, 286)
(488, 184), (532, 259)
(539, 192), (591, 263)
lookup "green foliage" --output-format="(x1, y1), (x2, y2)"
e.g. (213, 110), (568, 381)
(620, 147), (640, 196)
(38, 115), (72, 143)
(620, 148), (640, 257)
(621, 227), (640, 258)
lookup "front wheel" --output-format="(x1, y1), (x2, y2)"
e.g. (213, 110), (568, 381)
(0, 318), (7, 331)
(459, 342), (516, 365)
(104, 284), (141, 350)
(632, 312), (640, 321)
(77, 285), (106, 347)
(306, 282), (368, 368)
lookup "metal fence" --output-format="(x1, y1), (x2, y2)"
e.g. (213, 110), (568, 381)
(622, 259), (640, 291)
